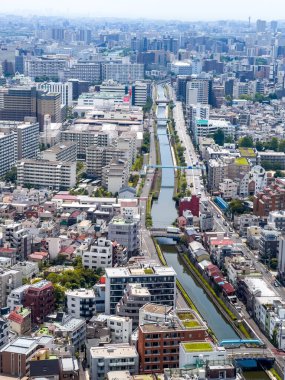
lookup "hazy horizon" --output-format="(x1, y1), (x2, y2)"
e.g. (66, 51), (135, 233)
(0, 0), (284, 22)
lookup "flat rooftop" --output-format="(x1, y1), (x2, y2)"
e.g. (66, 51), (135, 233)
(90, 344), (137, 359)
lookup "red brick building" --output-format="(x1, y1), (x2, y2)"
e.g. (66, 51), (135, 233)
(138, 304), (207, 373)
(253, 178), (285, 218)
(23, 280), (55, 323)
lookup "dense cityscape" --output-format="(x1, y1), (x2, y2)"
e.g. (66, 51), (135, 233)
(0, 5), (285, 380)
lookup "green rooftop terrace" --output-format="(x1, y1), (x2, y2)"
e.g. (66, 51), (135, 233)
(183, 342), (213, 353)
(235, 157), (249, 166)
(177, 312), (201, 329)
(239, 148), (256, 157)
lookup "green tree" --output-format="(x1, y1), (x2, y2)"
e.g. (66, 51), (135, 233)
(274, 170), (283, 178)
(3, 166), (17, 183)
(266, 137), (279, 151)
(279, 140), (285, 153)
(255, 140), (264, 151)
(229, 199), (245, 215)
(213, 129), (225, 146)
(238, 136), (254, 148)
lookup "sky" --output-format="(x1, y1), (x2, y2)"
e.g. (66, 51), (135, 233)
(1, 0), (285, 21)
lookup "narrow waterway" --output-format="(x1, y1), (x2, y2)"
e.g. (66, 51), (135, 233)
(151, 85), (238, 340)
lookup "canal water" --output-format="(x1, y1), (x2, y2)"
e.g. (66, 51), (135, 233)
(151, 85), (238, 340)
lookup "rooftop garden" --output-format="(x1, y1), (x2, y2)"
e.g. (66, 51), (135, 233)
(183, 342), (213, 353)
(144, 268), (154, 275)
(239, 148), (256, 157)
(177, 312), (201, 329)
(235, 157), (249, 166)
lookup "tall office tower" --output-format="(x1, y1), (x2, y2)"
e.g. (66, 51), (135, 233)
(271, 20), (278, 33)
(256, 19), (266, 33)
(37, 92), (62, 131)
(186, 79), (210, 106)
(77, 29), (92, 44)
(36, 82), (73, 106)
(67, 79), (89, 100)
(51, 28), (65, 41)
(162, 36), (178, 54)
(0, 86), (37, 121)
(15, 49), (28, 74)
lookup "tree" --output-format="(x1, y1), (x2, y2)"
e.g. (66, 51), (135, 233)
(266, 137), (279, 151)
(213, 129), (225, 146)
(238, 136), (254, 148)
(255, 140), (264, 151)
(3, 166), (17, 183)
(270, 258), (278, 270)
(274, 170), (283, 178)
(279, 140), (285, 153)
(229, 199), (245, 215)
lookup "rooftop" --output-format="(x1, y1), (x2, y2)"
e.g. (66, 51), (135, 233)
(239, 147), (256, 157)
(182, 342), (213, 353)
(235, 157), (249, 166)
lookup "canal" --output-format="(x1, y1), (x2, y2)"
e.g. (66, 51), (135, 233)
(151, 85), (238, 341)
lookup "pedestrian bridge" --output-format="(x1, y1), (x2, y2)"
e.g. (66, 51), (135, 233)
(150, 228), (183, 239)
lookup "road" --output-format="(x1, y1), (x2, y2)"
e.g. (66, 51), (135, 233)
(167, 83), (285, 373)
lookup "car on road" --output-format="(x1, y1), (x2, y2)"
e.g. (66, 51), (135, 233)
(274, 282), (279, 287)
(217, 214), (221, 218)
(223, 221), (227, 226)
(229, 228), (233, 232)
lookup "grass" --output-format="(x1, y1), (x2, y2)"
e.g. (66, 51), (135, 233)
(183, 254), (237, 322)
(183, 342), (213, 353)
(153, 238), (167, 266)
(144, 268), (154, 274)
(145, 194), (153, 228)
(183, 320), (200, 328)
(270, 368), (282, 380)
(177, 312), (195, 320)
(237, 322), (251, 339)
(239, 147), (256, 157)
(235, 157), (249, 166)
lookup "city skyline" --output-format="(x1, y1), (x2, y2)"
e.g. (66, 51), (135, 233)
(1, 0), (285, 21)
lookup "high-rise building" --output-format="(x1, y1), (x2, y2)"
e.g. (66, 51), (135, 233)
(0, 86), (37, 121)
(186, 79), (210, 106)
(256, 19), (266, 33)
(37, 91), (62, 131)
(102, 63), (144, 84)
(36, 82), (73, 106)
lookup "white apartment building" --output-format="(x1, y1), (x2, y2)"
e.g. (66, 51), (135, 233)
(17, 159), (76, 190)
(193, 119), (235, 144)
(36, 82), (73, 106)
(0, 268), (22, 308)
(105, 265), (177, 314)
(208, 159), (228, 193)
(65, 62), (101, 83)
(61, 126), (109, 157)
(239, 165), (267, 197)
(219, 179), (238, 200)
(80, 237), (113, 270)
(171, 61), (192, 76)
(0, 132), (16, 177)
(6, 284), (30, 311)
(117, 132), (137, 165)
(102, 159), (129, 194)
(90, 344), (139, 380)
(102, 63), (144, 84)
(41, 141), (77, 162)
(65, 288), (96, 319)
(94, 314), (132, 343)
(269, 210), (285, 231)
(186, 104), (210, 129)
(24, 57), (68, 79)
(2, 223), (32, 260)
(11, 262), (39, 280)
(108, 215), (139, 257)
(179, 342), (227, 368)
(14, 122), (40, 160)
(86, 146), (128, 179)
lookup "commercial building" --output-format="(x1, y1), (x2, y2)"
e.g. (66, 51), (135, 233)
(186, 79), (210, 106)
(131, 81), (150, 106)
(105, 265), (176, 314)
(41, 141), (77, 162)
(90, 344), (139, 380)
(17, 159), (76, 190)
(0, 132), (16, 177)
(259, 229), (280, 263)
(219, 179), (238, 200)
(23, 280), (55, 323)
(0, 86), (37, 121)
(257, 151), (285, 170)
(37, 91), (62, 131)
(65, 288), (96, 319)
(36, 81), (73, 106)
(138, 304), (207, 373)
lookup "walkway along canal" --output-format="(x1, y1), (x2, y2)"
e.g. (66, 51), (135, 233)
(151, 85), (239, 341)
